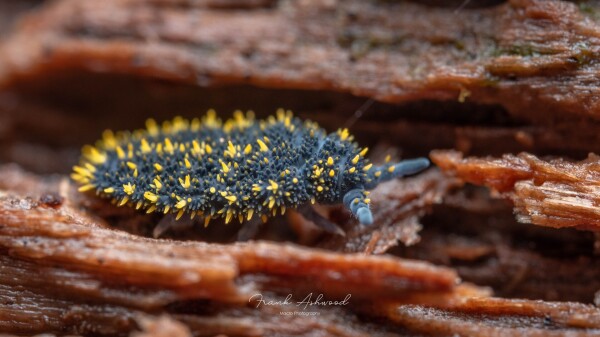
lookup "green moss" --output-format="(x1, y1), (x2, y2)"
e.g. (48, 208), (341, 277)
(571, 41), (594, 66)
(492, 44), (538, 57)
(337, 30), (406, 60)
(579, 2), (600, 20)
(480, 75), (500, 88)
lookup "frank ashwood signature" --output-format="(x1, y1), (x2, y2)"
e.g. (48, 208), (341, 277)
(249, 293), (351, 310)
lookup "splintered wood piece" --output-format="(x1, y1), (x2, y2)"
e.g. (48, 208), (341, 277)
(431, 150), (600, 231)
(0, 194), (459, 299)
(310, 169), (461, 253)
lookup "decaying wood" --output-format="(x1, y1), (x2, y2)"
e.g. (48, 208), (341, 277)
(395, 189), (600, 303)
(0, 195), (458, 303)
(131, 316), (191, 337)
(381, 298), (600, 337)
(0, 0), (599, 335)
(1, 165), (600, 336)
(431, 150), (600, 231)
(2, 0), (600, 125)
